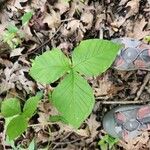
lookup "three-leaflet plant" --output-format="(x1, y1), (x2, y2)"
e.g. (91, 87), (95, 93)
(30, 39), (121, 128)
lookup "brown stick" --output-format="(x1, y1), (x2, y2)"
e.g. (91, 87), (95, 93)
(134, 72), (150, 101)
(98, 99), (150, 104)
(27, 23), (64, 55)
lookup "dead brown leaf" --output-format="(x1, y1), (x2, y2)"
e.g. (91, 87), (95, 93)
(125, 0), (140, 18)
(128, 18), (150, 40)
(0, 59), (35, 95)
(31, 0), (47, 11)
(119, 0), (129, 6)
(54, 0), (69, 15)
(61, 20), (80, 36)
(85, 114), (100, 139)
(80, 10), (93, 30)
(43, 11), (61, 29)
(119, 131), (150, 150)
(68, 0), (85, 17)
(94, 75), (123, 97)
(10, 47), (24, 57)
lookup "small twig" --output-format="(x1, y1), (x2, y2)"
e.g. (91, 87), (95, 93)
(53, 138), (81, 145)
(95, 96), (109, 100)
(29, 122), (51, 127)
(99, 99), (150, 104)
(134, 72), (150, 101)
(61, 18), (74, 22)
(33, 30), (43, 44)
(52, 138), (82, 150)
(27, 23), (64, 55)
(7, 91), (25, 101)
(60, 132), (73, 142)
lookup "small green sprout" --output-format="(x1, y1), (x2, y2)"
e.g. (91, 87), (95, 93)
(98, 135), (119, 150)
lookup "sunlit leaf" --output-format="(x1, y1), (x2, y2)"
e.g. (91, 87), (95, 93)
(72, 39), (121, 76)
(1, 98), (21, 117)
(21, 12), (33, 25)
(30, 48), (71, 84)
(6, 115), (28, 140)
(22, 92), (43, 118)
(51, 71), (94, 128)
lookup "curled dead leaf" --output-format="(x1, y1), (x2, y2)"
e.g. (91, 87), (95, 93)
(81, 10), (93, 30)
(54, 0), (69, 15)
(61, 20), (80, 36)
(43, 11), (61, 29)
(125, 0), (140, 18)
(85, 114), (100, 139)
(128, 18), (150, 40)
(94, 75), (123, 97)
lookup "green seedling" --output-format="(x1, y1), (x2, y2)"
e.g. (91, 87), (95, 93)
(3, 24), (22, 49)
(98, 135), (119, 150)
(2, 11), (33, 49)
(21, 12), (33, 25)
(144, 35), (150, 43)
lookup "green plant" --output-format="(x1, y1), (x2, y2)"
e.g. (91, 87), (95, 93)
(2, 12), (33, 49)
(3, 24), (22, 49)
(30, 39), (121, 128)
(98, 135), (119, 150)
(1, 92), (42, 140)
(144, 35), (150, 43)
(21, 12), (33, 25)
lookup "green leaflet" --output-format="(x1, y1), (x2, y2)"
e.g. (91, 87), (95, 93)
(1, 98), (21, 118)
(30, 48), (71, 84)
(22, 92), (43, 118)
(21, 12), (33, 25)
(72, 39), (121, 76)
(6, 115), (28, 140)
(98, 135), (119, 150)
(51, 71), (95, 128)
(7, 24), (19, 33)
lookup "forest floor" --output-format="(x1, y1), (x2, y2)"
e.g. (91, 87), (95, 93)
(0, 0), (150, 149)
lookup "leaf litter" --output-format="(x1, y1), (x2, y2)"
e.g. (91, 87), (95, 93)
(0, 0), (150, 149)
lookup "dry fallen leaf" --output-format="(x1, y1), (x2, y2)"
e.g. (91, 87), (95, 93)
(125, 0), (140, 18)
(43, 11), (61, 29)
(95, 13), (105, 30)
(68, 0), (85, 17)
(119, 0), (129, 6)
(111, 17), (126, 28)
(31, 0), (47, 11)
(61, 20), (80, 36)
(21, 25), (37, 42)
(119, 131), (150, 150)
(10, 47), (24, 57)
(128, 18), (150, 40)
(0, 80), (14, 95)
(94, 75), (123, 97)
(0, 59), (35, 95)
(54, 0), (69, 15)
(80, 10), (93, 30)
(85, 114), (100, 139)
